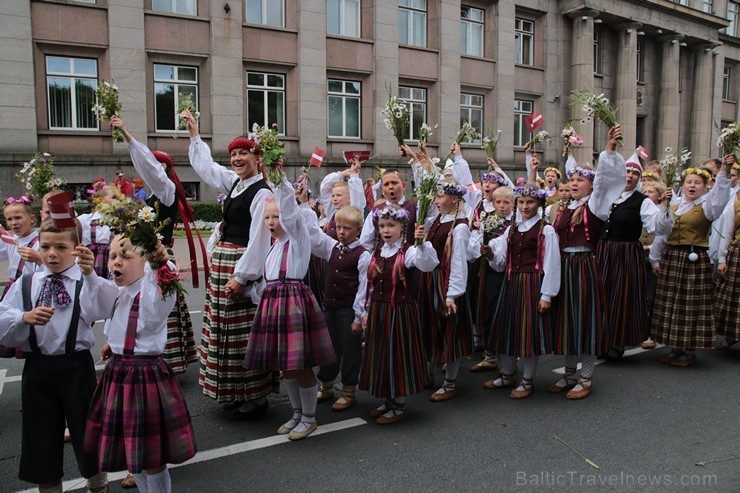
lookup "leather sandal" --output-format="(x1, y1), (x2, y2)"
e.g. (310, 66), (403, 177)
(510, 377), (534, 399)
(566, 376), (593, 400)
(670, 353), (698, 367)
(375, 401), (407, 425)
(332, 386), (356, 411)
(659, 350), (682, 364)
(370, 401), (390, 418)
(121, 473), (136, 489)
(317, 382), (335, 402)
(288, 413), (318, 440)
(547, 368), (577, 393)
(641, 339), (656, 350)
(277, 408), (301, 434)
(470, 359), (497, 373)
(429, 379), (458, 402)
(483, 371), (515, 389)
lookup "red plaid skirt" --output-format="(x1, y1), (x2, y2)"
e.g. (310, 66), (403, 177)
(244, 279), (335, 371)
(84, 355), (197, 473)
(89, 242), (110, 279)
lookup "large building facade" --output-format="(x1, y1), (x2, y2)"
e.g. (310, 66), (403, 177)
(1, 0), (738, 200)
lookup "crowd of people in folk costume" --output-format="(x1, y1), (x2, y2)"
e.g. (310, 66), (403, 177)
(0, 108), (738, 493)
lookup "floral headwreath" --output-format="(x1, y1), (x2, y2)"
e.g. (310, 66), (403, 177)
(732, 163), (740, 171)
(681, 167), (712, 182)
(567, 166), (596, 181)
(513, 186), (549, 202)
(641, 171), (660, 181)
(480, 173), (507, 186)
(437, 181), (467, 197)
(536, 177), (546, 189)
(544, 167), (562, 179)
(372, 206), (409, 222)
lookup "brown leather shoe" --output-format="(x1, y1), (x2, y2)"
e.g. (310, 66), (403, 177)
(566, 377), (593, 400)
(641, 339), (656, 350)
(547, 369), (577, 393)
(483, 372), (515, 389)
(429, 381), (458, 402)
(331, 386), (356, 411)
(659, 350), (681, 364)
(510, 377), (534, 399)
(121, 473), (136, 489)
(317, 381), (335, 402)
(469, 359), (497, 373)
(376, 406), (407, 425)
(670, 353), (697, 367)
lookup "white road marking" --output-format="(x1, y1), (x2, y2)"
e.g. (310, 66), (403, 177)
(15, 418), (368, 493)
(552, 345), (665, 374)
(0, 369), (22, 395)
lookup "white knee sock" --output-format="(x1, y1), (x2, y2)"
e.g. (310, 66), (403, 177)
(282, 378), (302, 429)
(133, 473), (149, 493)
(444, 359), (462, 382)
(293, 384), (318, 433)
(553, 356), (579, 388)
(146, 469), (171, 493)
(522, 356), (539, 379)
(572, 354), (595, 391)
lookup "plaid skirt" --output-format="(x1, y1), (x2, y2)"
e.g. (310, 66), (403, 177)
(199, 243), (279, 403)
(84, 355), (196, 473)
(551, 252), (609, 356)
(89, 242), (110, 279)
(304, 254), (327, 307)
(597, 240), (650, 347)
(162, 292), (197, 374)
(488, 272), (552, 357)
(359, 300), (427, 399)
(244, 279), (335, 371)
(419, 269), (474, 364)
(467, 258), (505, 328)
(652, 245), (715, 349)
(715, 243), (740, 340)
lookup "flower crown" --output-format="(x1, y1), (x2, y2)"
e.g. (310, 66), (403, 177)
(372, 206), (409, 222)
(513, 186), (549, 202)
(437, 181), (467, 197)
(732, 163), (740, 171)
(681, 167), (712, 182)
(536, 177), (546, 188)
(481, 173), (507, 186)
(544, 167), (562, 178)
(641, 171), (660, 180)
(567, 166), (596, 181)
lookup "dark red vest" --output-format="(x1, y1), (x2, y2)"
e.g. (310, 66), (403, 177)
(324, 244), (364, 308)
(553, 203), (603, 251)
(508, 220), (542, 274)
(370, 245), (413, 303)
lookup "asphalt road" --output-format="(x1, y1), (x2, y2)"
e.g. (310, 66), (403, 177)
(0, 280), (738, 492)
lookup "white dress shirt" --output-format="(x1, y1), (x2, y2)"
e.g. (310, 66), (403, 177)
(0, 230), (40, 281)
(424, 212), (470, 302)
(78, 211), (112, 246)
(377, 239), (439, 272)
(128, 138), (176, 207)
(319, 171), (367, 222)
(717, 194), (738, 264)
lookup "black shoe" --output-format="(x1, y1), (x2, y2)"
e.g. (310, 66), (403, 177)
(230, 400), (269, 420)
(223, 400), (245, 411)
(604, 348), (624, 361)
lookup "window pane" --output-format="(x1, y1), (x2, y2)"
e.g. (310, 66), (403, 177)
(345, 97), (360, 137)
(247, 72), (264, 86)
(328, 80), (343, 93)
(470, 23), (483, 57)
(178, 84), (197, 106)
(460, 23), (468, 53)
(175, 0), (195, 15)
(328, 95), (344, 136)
(247, 89), (266, 127)
(412, 11), (425, 46)
(471, 95), (483, 106)
(399, 87), (410, 99)
(178, 67), (197, 82)
(398, 9), (409, 45)
(266, 1), (283, 26)
(246, 0), (262, 23)
(328, 0), (340, 35)
(470, 8), (483, 22)
(155, 83), (175, 130)
(470, 108), (482, 142)
(155, 65), (174, 81)
(411, 103), (425, 139)
(47, 57), (71, 75)
(152, 0), (172, 13)
(267, 74), (284, 88)
(267, 91), (285, 133)
(346, 81), (360, 94)
(522, 35), (532, 65)
(345, 0), (360, 37)
(412, 88), (425, 100)
(48, 77), (72, 128)
(75, 78), (98, 128)
(74, 58), (97, 77)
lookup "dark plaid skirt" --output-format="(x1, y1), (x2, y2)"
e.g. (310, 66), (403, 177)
(652, 245), (715, 349)
(84, 354), (196, 473)
(467, 258), (505, 328)
(488, 272), (552, 357)
(304, 254), (327, 307)
(551, 252), (609, 356)
(89, 242), (110, 279)
(244, 279), (335, 371)
(418, 269), (474, 364)
(597, 240), (650, 347)
(162, 292), (197, 374)
(715, 243), (740, 340)
(359, 300), (427, 399)
(199, 243), (279, 403)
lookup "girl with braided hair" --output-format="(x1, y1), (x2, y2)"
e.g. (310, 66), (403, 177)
(359, 205), (438, 424)
(484, 183), (560, 398)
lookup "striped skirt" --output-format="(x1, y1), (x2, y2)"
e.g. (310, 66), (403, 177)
(89, 242), (110, 279)
(359, 300), (427, 398)
(551, 252), (609, 356)
(597, 240), (650, 347)
(467, 258), (505, 328)
(162, 292), (197, 374)
(199, 243), (279, 403)
(243, 279), (335, 371)
(84, 355), (197, 473)
(419, 269), (474, 364)
(488, 272), (552, 357)
(715, 243), (740, 340)
(651, 245), (715, 349)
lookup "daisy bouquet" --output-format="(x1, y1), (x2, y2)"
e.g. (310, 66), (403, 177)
(561, 123), (580, 156)
(17, 152), (67, 200)
(570, 89), (621, 147)
(660, 147), (691, 204)
(717, 122), (740, 167)
(481, 129), (502, 159)
(91, 80), (124, 142)
(476, 210), (504, 245)
(443, 121), (479, 162)
(381, 86), (410, 154)
(177, 92), (200, 132)
(418, 122), (437, 144)
(413, 166), (442, 245)
(250, 123), (286, 186)
(527, 130), (552, 153)
(95, 194), (186, 299)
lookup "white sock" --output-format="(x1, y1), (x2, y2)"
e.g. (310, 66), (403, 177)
(282, 378), (302, 430)
(382, 396), (407, 418)
(146, 469), (171, 493)
(483, 351), (496, 363)
(133, 473), (149, 493)
(572, 355), (595, 392)
(554, 356), (579, 388)
(293, 384), (318, 433)
(444, 359), (462, 382)
(38, 484), (63, 493)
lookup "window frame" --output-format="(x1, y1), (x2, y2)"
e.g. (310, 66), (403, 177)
(246, 71), (287, 135)
(728, 2), (739, 37)
(460, 6), (484, 57)
(515, 18), (534, 66)
(246, 0), (285, 27)
(151, 0), (197, 16)
(153, 63), (199, 133)
(702, 0), (713, 14)
(46, 55), (99, 132)
(593, 31), (601, 74)
(327, 79), (362, 139)
(723, 66), (731, 100)
(636, 41), (644, 83)
(398, 0), (427, 48)
(327, 0), (361, 38)
(399, 86), (427, 142)
(513, 99), (533, 148)
(460, 93), (483, 144)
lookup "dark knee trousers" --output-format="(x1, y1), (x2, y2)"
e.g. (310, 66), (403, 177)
(318, 307), (363, 387)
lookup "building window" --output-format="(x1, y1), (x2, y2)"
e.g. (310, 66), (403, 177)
(702, 0), (713, 14)
(246, 0), (284, 27)
(328, 79), (361, 138)
(723, 66), (731, 100)
(727, 3), (739, 37)
(152, 0), (196, 15)
(181, 182), (199, 201)
(637, 41), (644, 82)
(398, 0), (426, 47)
(399, 86), (426, 141)
(247, 72), (286, 134)
(669, 0), (688, 4)
(593, 31), (601, 74)
(513, 99), (533, 147)
(460, 93), (483, 144)
(73, 0), (96, 3)
(460, 6), (484, 57)
(328, 0), (360, 37)
(154, 64), (198, 132)
(46, 56), (98, 131)
(515, 18), (534, 66)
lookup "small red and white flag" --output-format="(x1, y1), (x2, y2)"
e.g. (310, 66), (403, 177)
(343, 151), (372, 163)
(46, 192), (77, 229)
(568, 134), (584, 146)
(637, 145), (649, 161)
(525, 112), (544, 133)
(0, 227), (16, 246)
(467, 182), (482, 193)
(310, 147), (325, 167)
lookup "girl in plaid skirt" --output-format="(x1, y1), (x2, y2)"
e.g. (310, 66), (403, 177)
(650, 161), (731, 366)
(716, 189), (740, 348)
(78, 186), (113, 279)
(80, 236), (196, 493)
(243, 174), (335, 441)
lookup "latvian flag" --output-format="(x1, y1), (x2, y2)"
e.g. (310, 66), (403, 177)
(525, 112), (544, 133)
(46, 192), (77, 229)
(637, 145), (649, 161)
(310, 147), (325, 167)
(0, 227), (16, 246)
